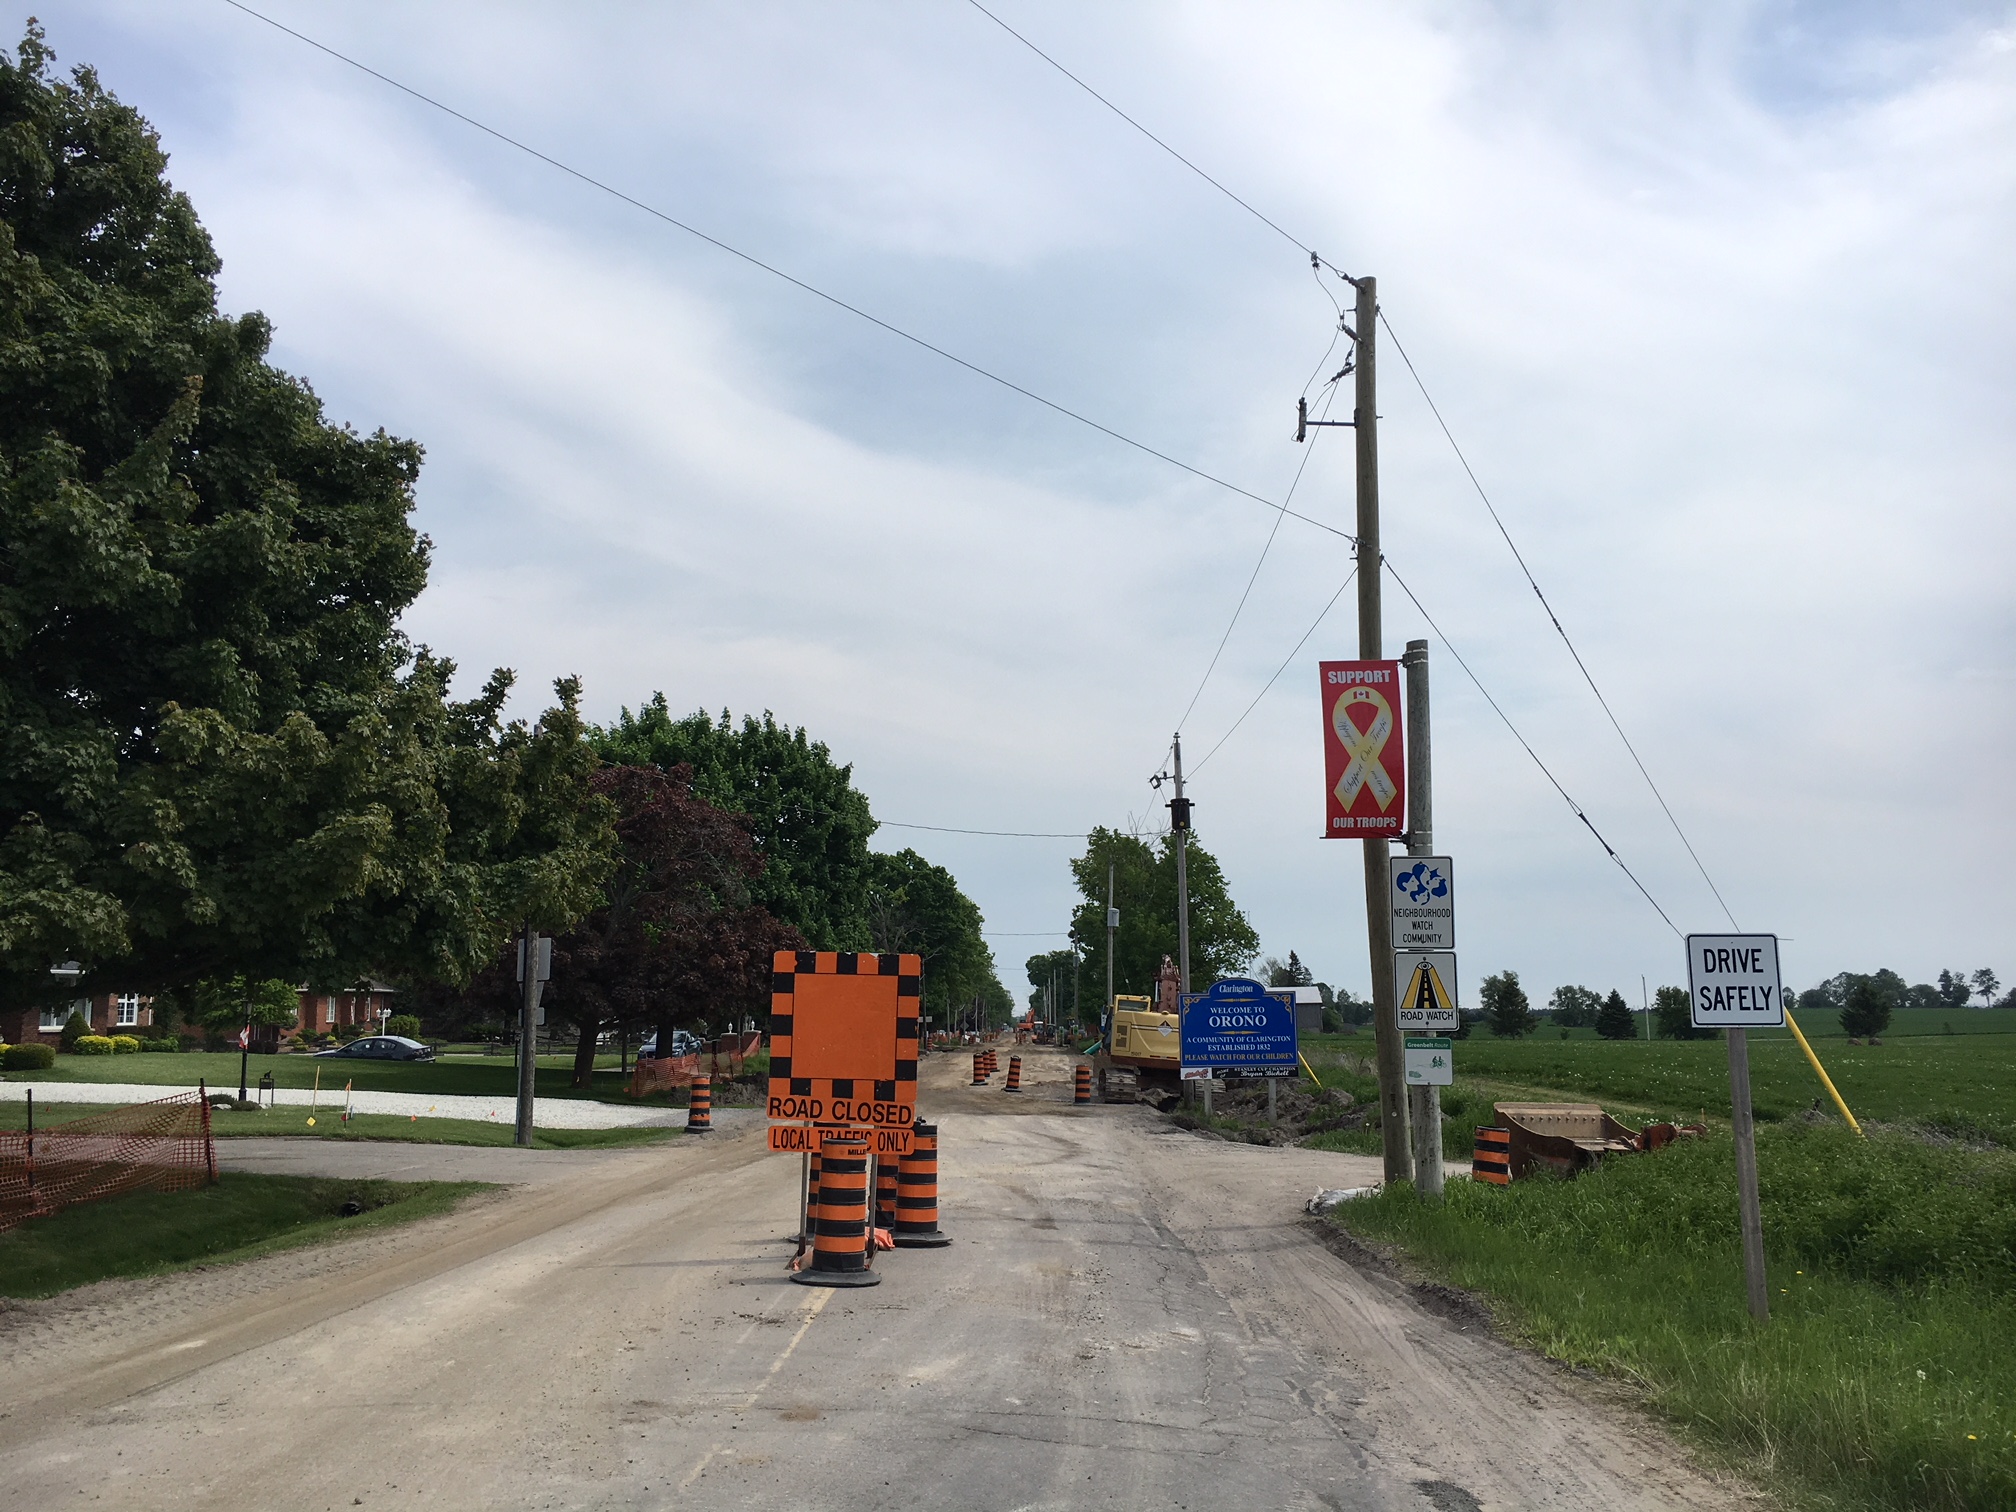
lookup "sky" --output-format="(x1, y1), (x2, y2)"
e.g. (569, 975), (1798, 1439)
(19, 1), (2015, 1006)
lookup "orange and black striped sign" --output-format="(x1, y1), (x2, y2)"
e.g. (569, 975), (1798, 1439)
(767, 951), (920, 1131)
(767, 1124), (913, 1156)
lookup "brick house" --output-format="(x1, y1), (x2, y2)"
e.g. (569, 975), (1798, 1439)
(0, 991), (156, 1047)
(296, 984), (398, 1035)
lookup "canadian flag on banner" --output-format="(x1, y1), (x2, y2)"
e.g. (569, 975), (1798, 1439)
(238, 1025), (251, 1050)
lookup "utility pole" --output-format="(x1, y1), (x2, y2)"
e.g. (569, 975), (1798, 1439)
(515, 925), (547, 1148)
(1167, 733), (1201, 1112)
(1105, 861), (1117, 1015)
(1402, 639), (1442, 1199)
(1353, 275), (1410, 1186)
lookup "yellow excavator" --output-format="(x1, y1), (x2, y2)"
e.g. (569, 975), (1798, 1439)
(1091, 958), (1185, 1109)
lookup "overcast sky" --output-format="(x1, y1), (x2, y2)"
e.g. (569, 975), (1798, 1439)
(27, 1), (2015, 1005)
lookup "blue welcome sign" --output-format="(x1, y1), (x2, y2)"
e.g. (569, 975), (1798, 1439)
(1178, 977), (1299, 1077)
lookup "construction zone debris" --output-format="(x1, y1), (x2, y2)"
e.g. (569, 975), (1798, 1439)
(1478, 1103), (1707, 1182)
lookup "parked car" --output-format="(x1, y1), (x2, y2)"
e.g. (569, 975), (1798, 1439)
(314, 1035), (436, 1062)
(636, 1030), (701, 1060)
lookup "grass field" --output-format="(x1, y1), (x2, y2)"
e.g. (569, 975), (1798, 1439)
(1289, 1020), (2016, 1511)
(0, 1174), (485, 1298)
(1337, 1127), (2016, 1512)
(0, 1101), (676, 1149)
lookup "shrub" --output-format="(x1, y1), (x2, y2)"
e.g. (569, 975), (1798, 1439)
(3, 1043), (56, 1070)
(385, 1014), (422, 1038)
(73, 1034), (116, 1055)
(58, 1010), (89, 1052)
(139, 1037), (181, 1052)
(109, 1034), (141, 1053)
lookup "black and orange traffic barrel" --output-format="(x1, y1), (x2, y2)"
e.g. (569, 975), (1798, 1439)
(1004, 1055), (1023, 1092)
(1472, 1126), (1512, 1186)
(686, 1073), (712, 1133)
(893, 1119), (951, 1248)
(971, 1052), (988, 1086)
(793, 1130), (879, 1287)
(1073, 1063), (1092, 1104)
(876, 1152), (899, 1231)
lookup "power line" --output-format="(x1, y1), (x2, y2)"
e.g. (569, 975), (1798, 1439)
(1381, 559), (1682, 937)
(880, 821), (1085, 839)
(969, 2), (1735, 930)
(220, 0), (1356, 548)
(1378, 313), (1739, 929)
(1193, 567), (1356, 774)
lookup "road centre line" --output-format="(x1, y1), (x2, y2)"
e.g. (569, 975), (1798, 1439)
(676, 1287), (835, 1490)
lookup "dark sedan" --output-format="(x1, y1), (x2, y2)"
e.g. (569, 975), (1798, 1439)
(313, 1035), (436, 1061)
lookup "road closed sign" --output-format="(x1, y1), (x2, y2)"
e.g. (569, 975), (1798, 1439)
(767, 950), (920, 1144)
(1319, 661), (1405, 839)
(1686, 935), (1785, 1028)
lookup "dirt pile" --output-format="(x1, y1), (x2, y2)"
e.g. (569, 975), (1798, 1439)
(1172, 1080), (1370, 1147)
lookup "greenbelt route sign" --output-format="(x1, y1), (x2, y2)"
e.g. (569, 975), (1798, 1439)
(1404, 1037), (1453, 1086)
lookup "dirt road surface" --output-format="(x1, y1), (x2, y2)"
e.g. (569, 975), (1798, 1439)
(0, 1047), (1753, 1511)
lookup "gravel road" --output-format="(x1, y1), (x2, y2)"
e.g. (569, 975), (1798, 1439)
(0, 1046), (1754, 1511)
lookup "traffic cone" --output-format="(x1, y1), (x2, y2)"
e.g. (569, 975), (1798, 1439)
(793, 1131), (879, 1287)
(1074, 1063), (1092, 1104)
(893, 1120), (951, 1248)
(686, 1073), (712, 1133)
(1004, 1055), (1023, 1093)
(971, 1052), (988, 1086)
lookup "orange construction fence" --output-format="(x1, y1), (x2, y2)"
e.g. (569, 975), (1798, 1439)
(0, 1089), (215, 1232)
(627, 1033), (764, 1098)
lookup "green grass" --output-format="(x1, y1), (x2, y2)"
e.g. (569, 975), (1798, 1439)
(0, 1101), (675, 1149)
(0, 1050), (660, 1104)
(0, 1173), (485, 1299)
(1336, 1125), (2016, 1511)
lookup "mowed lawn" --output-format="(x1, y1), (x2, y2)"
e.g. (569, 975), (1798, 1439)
(0, 1101), (676, 1149)
(0, 1050), (650, 1103)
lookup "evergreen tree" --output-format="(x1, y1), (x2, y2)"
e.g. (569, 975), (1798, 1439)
(1595, 988), (1635, 1040)
(1480, 970), (1534, 1038)
(1840, 976), (1893, 1040)
(1653, 983), (1717, 1039)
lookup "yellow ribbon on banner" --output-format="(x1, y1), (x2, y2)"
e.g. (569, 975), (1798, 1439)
(1332, 687), (1398, 811)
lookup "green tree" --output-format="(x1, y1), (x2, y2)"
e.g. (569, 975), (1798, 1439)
(1595, 988), (1635, 1040)
(57, 1008), (87, 1052)
(1548, 984), (1601, 1029)
(590, 698), (878, 950)
(1973, 968), (2001, 1008)
(1480, 970), (1534, 1039)
(1936, 969), (1972, 1008)
(1064, 827), (1258, 1001)
(0, 30), (613, 1012)
(195, 976), (300, 1036)
(1840, 976), (1893, 1040)
(862, 847), (1002, 1032)
(1652, 983), (1717, 1039)
(1024, 947), (1080, 1023)
(1264, 951), (1315, 988)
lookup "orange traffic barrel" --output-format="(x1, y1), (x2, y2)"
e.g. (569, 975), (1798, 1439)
(686, 1073), (712, 1133)
(1004, 1055), (1023, 1092)
(893, 1119), (951, 1248)
(876, 1153), (899, 1231)
(800, 1148), (821, 1242)
(1472, 1126), (1512, 1186)
(794, 1130), (879, 1288)
(971, 1053), (988, 1086)
(1074, 1063), (1092, 1104)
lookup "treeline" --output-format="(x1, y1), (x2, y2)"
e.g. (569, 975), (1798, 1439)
(0, 38), (1009, 1062)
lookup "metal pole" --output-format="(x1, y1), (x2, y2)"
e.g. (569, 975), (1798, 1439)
(1403, 638), (1442, 1199)
(1171, 733), (1202, 1113)
(238, 999), (251, 1103)
(1643, 973), (1652, 1041)
(515, 924), (538, 1148)
(1727, 1027), (1770, 1320)
(1353, 274), (1409, 1186)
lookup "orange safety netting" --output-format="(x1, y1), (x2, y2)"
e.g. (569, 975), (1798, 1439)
(626, 1033), (765, 1097)
(0, 1090), (215, 1233)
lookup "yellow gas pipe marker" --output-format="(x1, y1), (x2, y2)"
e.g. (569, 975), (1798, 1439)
(1783, 1007), (1861, 1136)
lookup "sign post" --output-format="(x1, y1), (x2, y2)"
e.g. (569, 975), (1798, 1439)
(1687, 933), (1785, 1323)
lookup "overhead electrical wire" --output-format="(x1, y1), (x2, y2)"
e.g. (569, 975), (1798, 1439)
(880, 821), (1085, 839)
(963, 0), (1732, 930)
(1192, 566), (1357, 774)
(219, 0), (1356, 549)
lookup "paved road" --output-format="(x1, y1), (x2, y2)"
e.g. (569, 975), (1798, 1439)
(0, 1048), (1746, 1511)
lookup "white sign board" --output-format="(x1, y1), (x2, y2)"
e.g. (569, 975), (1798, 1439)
(1394, 952), (1459, 1033)
(1686, 934), (1785, 1028)
(1404, 1036), (1453, 1086)
(1389, 856), (1455, 950)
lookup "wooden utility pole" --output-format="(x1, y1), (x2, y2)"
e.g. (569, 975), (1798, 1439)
(1402, 638), (1442, 1198)
(1354, 275), (1410, 1185)
(1169, 733), (1203, 1112)
(1728, 1026), (1770, 1320)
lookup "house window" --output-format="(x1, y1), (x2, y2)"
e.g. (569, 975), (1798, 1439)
(40, 999), (85, 1032)
(115, 994), (142, 1027)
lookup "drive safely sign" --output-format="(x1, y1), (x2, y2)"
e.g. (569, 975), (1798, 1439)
(1686, 934), (1786, 1028)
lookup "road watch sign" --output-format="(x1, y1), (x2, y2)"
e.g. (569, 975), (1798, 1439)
(1394, 952), (1459, 1033)
(1319, 660), (1405, 839)
(1685, 935), (1785, 1028)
